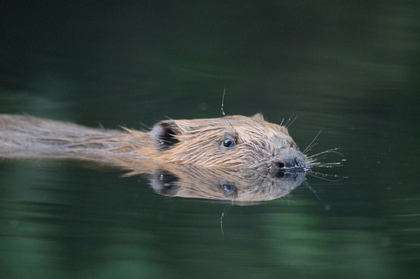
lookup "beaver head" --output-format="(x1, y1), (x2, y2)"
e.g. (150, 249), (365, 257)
(149, 114), (308, 172)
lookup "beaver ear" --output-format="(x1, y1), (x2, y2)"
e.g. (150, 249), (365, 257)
(251, 113), (264, 121)
(150, 120), (181, 150)
(149, 169), (180, 196)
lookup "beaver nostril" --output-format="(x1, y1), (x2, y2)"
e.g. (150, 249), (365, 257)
(275, 156), (305, 170)
(276, 162), (285, 169)
(275, 172), (285, 178)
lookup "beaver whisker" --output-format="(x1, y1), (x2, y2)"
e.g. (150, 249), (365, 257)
(307, 170), (344, 182)
(308, 148), (343, 158)
(307, 148), (344, 169)
(220, 92), (238, 140)
(285, 114), (298, 129)
(303, 130), (322, 154)
(279, 118), (284, 126)
(302, 181), (321, 201)
(310, 161), (341, 168)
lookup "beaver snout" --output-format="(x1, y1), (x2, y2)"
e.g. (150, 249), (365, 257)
(274, 149), (308, 172)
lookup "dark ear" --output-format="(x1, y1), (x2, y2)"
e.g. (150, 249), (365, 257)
(150, 120), (180, 150)
(149, 170), (180, 196)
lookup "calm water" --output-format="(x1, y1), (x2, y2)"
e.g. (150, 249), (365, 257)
(0, 1), (419, 278)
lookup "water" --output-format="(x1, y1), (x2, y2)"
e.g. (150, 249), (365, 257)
(0, 1), (419, 278)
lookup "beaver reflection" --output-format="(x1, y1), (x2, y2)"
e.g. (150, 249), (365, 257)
(149, 166), (306, 203)
(0, 114), (309, 202)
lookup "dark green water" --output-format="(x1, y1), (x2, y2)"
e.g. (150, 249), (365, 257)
(0, 1), (418, 278)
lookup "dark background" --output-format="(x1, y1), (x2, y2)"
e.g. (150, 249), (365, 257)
(0, 1), (418, 278)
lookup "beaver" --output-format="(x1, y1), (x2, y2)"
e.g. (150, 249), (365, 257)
(0, 113), (308, 173)
(0, 113), (313, 202)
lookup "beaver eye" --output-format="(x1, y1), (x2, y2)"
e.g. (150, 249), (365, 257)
(223, 183), (235, 193)
(220, 136), (235, 150)
(219, 181), (236, 195)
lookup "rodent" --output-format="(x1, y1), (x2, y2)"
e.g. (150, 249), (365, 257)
(0, 113), (308, 173)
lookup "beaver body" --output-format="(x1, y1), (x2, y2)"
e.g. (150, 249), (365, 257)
(0, 114), (308, 172)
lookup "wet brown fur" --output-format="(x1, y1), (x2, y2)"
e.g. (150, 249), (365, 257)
(0, 114), (307, 171)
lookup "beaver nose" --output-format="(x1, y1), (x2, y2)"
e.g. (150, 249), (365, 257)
(275, 150), (307, 171)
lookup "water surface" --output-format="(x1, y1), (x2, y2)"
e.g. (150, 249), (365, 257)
(0, 1), (418, 278)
